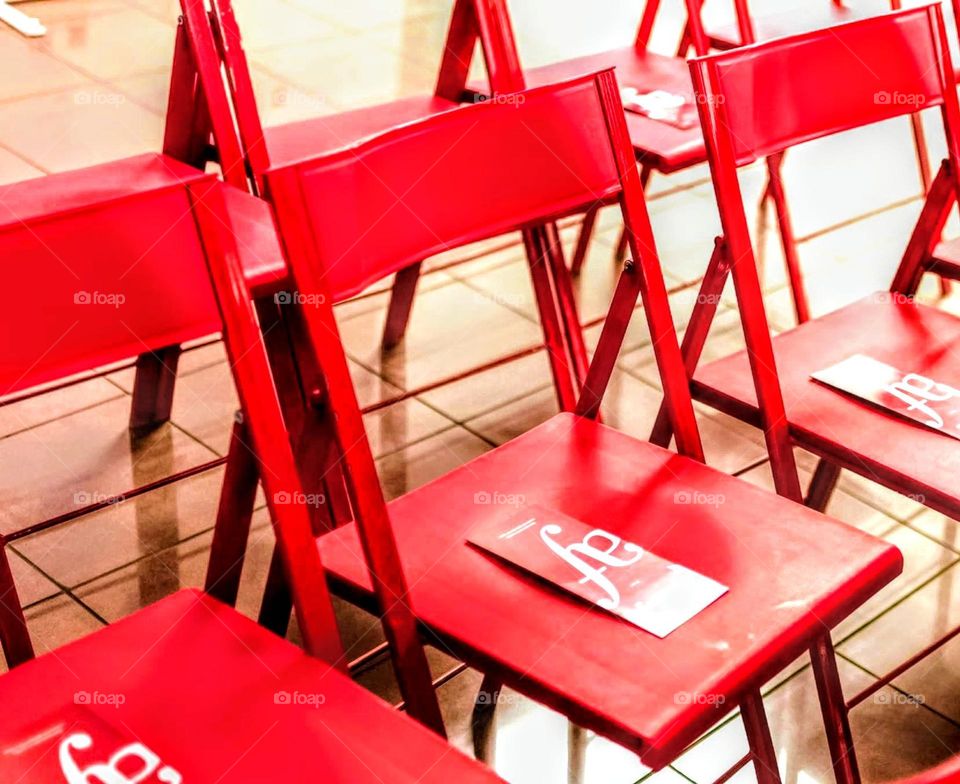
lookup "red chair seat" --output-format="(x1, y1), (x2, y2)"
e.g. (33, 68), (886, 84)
(691, 295), (960, 518)
(707, 4), (877, 49)
(0, 589), (501, 782)
(317, 412), (901, 767)
(264, 96), (461, 166)
(470, 49), (705, 173)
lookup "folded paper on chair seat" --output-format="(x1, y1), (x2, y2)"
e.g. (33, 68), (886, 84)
(812, 353), (960, 442)
(0, 706), (182, 783)
(467, 505), (728, 638)
(619, 87), (699, 130)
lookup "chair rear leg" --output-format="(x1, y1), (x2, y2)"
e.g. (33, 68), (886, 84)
(544, 222), (589, 392)
(764, 154), (810, 324)
(810, 634), (861, 784)
(0, 544), (34, 667)
(472, 671), (503, 762)
(805, 459), (842, 512)
(205, 418), (259, 606)
(382, 262), (423, 349)
(129, 345), (182, 433)
(741, 689), (782, 784)
(570, 207), (599, 276)
(258, 544), (294, 637)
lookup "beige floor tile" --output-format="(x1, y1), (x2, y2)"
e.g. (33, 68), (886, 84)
(0, 377), (123, 439)
(0, 87), (162, 171)
(250, 32), (436, 111)
(0, 146), (44, 183)
(0, 34), (87, 103)
(339, 279), (545, 393)
(37, 7), (175, 80)
(376, 425), (492, 501)
(19, 594), (104, 668)
(14, 465), (224, 588)
(0, 396), (215, 535)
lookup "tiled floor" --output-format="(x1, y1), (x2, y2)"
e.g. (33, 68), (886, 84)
(4, 0), (960, 781)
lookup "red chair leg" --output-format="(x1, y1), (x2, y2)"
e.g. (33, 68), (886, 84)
(471, 671), (503, 762)
(258, 544), (293, 637)
(742, 689), (782, 784)
(524, 227), (579, 411)
(805, 459), (842, 513)
(764, 154), (810, 324)
(544, 222), (590, 392)
(612, 166), (653, 265)
(382, 262), (423, 349)
(570, 206), (599, 276)
(650, 237), (730, 447)
(811, 634), (861, 784)
(129, 345), (182, 432)
(0, 544), (34, 667)
(205, 418), (259, 606)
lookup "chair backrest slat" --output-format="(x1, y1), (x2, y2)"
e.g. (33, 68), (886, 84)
(266, 74), (622, 301)
(692, 5), (953, 165)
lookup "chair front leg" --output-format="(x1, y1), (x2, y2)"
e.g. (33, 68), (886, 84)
(810, 633), (861, 784)
(0, 543), (33, 667)
(129, 345), (182, 433)
(741, 689), (782, 784)
(382, 262), (423, 349)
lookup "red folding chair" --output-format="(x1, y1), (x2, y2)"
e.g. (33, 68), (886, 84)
(654, 1), (960, 727)
(902, 757), (960, 784)
(213, 70), (903, 782)
(0, 172), (503, 783)
(169, 0), (589, 413)
(0, 153), (289, 668)
(460, 0), (814, 327)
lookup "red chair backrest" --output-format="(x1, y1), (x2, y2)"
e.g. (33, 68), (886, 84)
(262, 71), (707, 467)
(0, 156), (221, 397)
(688, 3), (960, 500)
(263, 74), (623, 301)
(694, 4), (958, 166)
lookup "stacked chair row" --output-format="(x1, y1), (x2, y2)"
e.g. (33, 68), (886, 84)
(2, 0), (960, 782)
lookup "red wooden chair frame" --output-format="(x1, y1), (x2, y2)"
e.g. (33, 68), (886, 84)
(168, 0), (589, 414)
(206, 70), (903, 783)
(656, 1), (960, 732)
(0, 174), (505, 782)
